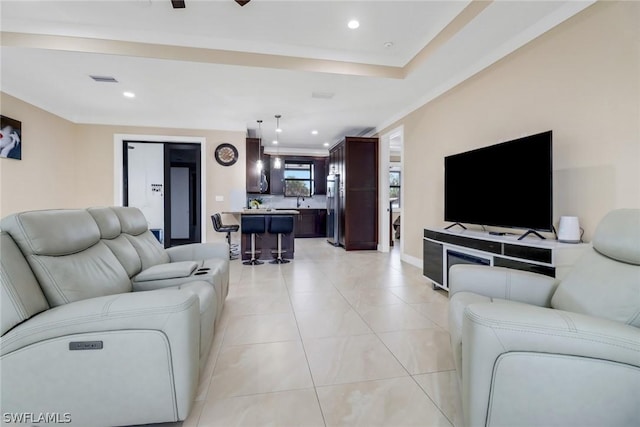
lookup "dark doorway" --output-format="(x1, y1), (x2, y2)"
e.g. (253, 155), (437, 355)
(122, 141), (201, 248)
(164, 144), (201, 246)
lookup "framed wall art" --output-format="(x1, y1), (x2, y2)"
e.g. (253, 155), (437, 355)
(1, 115), (22, 160)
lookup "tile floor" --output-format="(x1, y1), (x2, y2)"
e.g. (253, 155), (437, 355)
(164, 238), (463, 427)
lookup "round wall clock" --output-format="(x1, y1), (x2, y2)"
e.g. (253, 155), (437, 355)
(214, 143), (238, 166)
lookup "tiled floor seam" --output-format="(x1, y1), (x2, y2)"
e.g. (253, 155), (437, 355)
(282, 266), (330, 427)
(410, 373), (455, 426)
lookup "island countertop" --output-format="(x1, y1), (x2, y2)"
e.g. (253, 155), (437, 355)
(223, 209), (300, 215)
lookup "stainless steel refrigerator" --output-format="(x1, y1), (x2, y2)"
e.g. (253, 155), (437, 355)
(326, 174), (340, 246)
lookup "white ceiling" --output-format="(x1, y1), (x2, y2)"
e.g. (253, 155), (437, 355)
(0, 0), (595, 151)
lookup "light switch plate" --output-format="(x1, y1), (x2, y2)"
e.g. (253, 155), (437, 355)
(215, 195), (224, 202)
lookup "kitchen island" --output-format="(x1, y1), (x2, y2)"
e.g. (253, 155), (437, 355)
(223, 209), (299, 261)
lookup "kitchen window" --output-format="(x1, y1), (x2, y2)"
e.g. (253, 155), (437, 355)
(284, 161), (313, 197)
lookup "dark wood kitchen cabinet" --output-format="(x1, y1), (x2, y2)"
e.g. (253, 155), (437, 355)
(313, 158), (327, 195)
(270, 156), (284, 195)
(246, 138), (264, 193)
(295, 209), (327, 238)
(296, 210), (317, 237)
(329, 136), (378, 250)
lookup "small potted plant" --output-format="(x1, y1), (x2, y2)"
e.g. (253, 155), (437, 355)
(249, 197), (263, 209)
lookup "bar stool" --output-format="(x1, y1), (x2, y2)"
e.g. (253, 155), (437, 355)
(211, 213), (239, 260)
(241, 215), (265, 265)
(269, 215), (294, 264)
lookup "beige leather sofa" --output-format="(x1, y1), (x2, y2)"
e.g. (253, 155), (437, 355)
(448, 208), (640, 427)
(0, 207), (229, 426)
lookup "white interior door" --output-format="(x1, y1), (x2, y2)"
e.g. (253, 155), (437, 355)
(126, 142), (164, 236)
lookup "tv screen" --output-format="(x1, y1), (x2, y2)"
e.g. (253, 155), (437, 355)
(444, 130), (553, 232)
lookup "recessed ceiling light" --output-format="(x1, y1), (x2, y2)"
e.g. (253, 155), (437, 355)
(347, 20), (360, 29)
(272, 140), (278, 145)
(323, 142), (329, 147)
(275, 127), (282, 133)
(311, 130), (318, 135)
(123, 91), (135, 98)
(384, 41), (394, 48)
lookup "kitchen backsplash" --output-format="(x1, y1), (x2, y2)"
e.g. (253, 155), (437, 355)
(247, 194), (326, 209)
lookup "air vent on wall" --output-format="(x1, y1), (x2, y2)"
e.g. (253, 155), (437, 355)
(90, 75), (118, 83)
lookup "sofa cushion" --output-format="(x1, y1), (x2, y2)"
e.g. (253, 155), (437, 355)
(1, 210), (100, 256)
(111, 207), (170, 270)
(88, 207), (142, 278)
(102, 236), (143, 278)
(1, 232), (49, 335)
(87, 207), (121, 240)
(111, 206), (149, 236)
(1, 209), (132, 307)
(124, 231), (171, 270)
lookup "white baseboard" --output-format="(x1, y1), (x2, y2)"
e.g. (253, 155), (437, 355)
(401, 253), (422, 268)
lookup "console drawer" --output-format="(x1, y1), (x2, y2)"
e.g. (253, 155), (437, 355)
(434, 232), (501, 254)
(503, 244), (552, 264)
(494, 257), (555, 277)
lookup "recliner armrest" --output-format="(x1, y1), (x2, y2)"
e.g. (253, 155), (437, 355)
(166, 242), (229, 262)
(464, 302), (640, 367)
(462, 302), (640, 427)
(1, 289), (199, 356)
(1, 289), (201, 424)
(449, 264), (558, 307)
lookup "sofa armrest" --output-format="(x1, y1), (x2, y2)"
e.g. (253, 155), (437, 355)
(1, 290), (201, 423)
(464, 302), (640, 368)
(166, 242), (229, 262)
(449, 264), (558, 307)
(1, 290), (199, 356)
(462, 302), (640, 427)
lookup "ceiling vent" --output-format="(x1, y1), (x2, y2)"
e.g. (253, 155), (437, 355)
(90, 75), (118, 83)
(312, 91), (335, 100)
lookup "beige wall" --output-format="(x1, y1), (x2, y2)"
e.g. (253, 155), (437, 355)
(380, 1), (640, 261)
(1, 93), (246, 243)
(1, 93), (78, 213)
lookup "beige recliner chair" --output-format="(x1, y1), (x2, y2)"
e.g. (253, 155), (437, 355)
(448, 208), (640, 427)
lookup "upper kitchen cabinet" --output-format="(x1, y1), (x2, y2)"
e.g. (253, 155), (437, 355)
(246, 138), (269, 193)
(270, 156), (284, 195)
(313, 157), (327, 195)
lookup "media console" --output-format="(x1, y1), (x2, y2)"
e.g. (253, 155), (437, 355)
(423, 227), (588, 291)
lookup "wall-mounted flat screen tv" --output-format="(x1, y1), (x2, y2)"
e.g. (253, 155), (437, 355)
(444, 130), (553, 232)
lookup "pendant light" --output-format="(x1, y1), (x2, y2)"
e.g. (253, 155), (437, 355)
(274, 115), (282, 169)
(256, 119), (263, 172)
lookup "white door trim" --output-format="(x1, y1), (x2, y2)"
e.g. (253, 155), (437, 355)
(378, 125), (404, 254)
